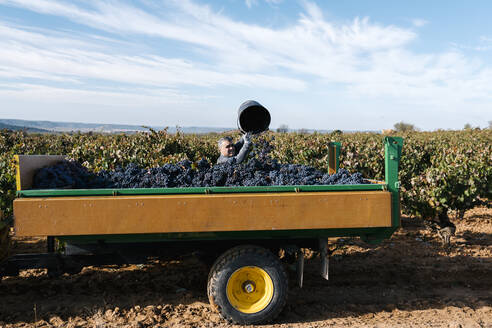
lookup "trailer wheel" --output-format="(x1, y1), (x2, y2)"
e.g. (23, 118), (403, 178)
(207, 245), (288, 325)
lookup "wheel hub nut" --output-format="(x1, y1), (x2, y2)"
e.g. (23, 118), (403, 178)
(243, 281), (255, 293)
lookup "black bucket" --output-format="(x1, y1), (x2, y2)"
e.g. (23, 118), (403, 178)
(237, 100), (271, 134)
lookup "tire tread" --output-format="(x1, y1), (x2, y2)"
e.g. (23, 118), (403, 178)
(207, 245), (288, 324)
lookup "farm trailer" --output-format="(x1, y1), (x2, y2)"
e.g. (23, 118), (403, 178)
(1, 137), (403, 325)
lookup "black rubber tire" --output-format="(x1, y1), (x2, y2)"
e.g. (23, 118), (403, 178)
(207, 245), (288, 325)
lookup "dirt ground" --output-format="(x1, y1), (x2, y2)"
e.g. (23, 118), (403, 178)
(1, 206), (491, 328)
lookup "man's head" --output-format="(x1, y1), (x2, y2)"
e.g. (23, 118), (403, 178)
(218, 136), (235, 157)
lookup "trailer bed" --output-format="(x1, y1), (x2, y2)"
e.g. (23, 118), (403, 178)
(14, 189), (391, 237)
(11, 137), (403, 244)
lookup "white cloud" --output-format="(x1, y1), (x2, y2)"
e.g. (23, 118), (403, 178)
(451, 36), (492, 52)
(0, 21), (305, 91)
(0, 0), (490, 129)
(0, 83), (194, 105)
(412, 18), (428, 27)
(245, 0), (257, 8)
(245, 0), (281, 8)
(479, 36), (492, 42)
(0, 83), (222, 125)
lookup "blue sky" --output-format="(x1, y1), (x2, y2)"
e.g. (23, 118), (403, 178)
(0, 0), (491, 130)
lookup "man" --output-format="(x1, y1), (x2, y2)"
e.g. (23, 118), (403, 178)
(216, 133), (252, 164)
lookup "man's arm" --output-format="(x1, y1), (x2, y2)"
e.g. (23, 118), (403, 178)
(233, 136), (245, 154)
(234, 133), (252, 164)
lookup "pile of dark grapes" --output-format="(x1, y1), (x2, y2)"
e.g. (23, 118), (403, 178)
(32, 160), (108, 189)
(32, 138), (369, 189)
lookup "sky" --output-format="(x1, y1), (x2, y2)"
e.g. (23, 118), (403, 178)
(0, 0), (491, 131)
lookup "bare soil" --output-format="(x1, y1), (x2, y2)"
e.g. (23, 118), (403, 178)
(1, 207), (491, 328)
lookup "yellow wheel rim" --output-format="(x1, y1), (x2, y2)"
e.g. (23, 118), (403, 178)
(226, 266), (274, 314)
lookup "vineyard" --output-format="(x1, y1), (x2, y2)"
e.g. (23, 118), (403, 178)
(0, 128), (490, 222)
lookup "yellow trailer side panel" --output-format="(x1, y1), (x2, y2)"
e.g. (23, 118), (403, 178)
(14, 191), (392, 236)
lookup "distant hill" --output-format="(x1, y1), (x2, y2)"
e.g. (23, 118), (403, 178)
(0, 119), (232, 134)
(0, 122), (50, 133)
(0, 118), (376, 134)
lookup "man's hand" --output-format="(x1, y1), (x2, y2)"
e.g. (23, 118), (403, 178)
(243, 132), (252, 144)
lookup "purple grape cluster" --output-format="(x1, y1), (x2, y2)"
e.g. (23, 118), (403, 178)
(32, 159), (367, 189)
(32, 160), (107, 189)
(32, 138), (369, 189)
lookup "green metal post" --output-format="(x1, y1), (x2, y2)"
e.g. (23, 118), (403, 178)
(384, 136), (403, 228)
(16, 183), (386, 198)
(328, 142), (341, 174)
